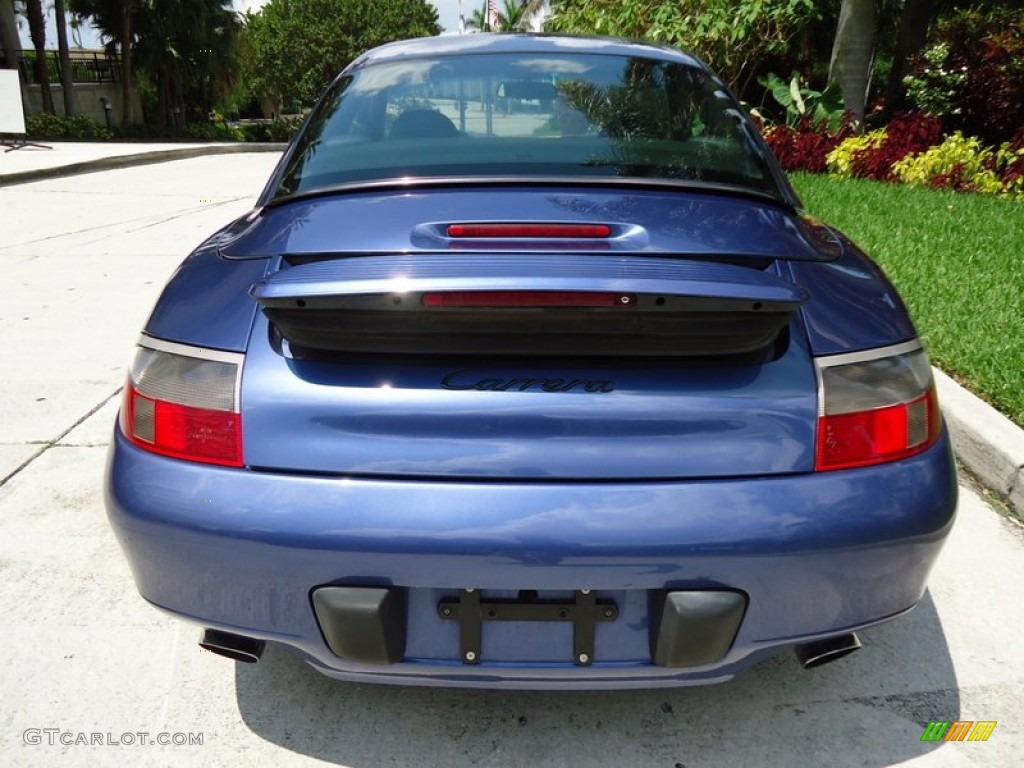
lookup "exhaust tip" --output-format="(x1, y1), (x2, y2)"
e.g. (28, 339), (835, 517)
(199, 629), (265, 664)
(795, 632), (861, 670)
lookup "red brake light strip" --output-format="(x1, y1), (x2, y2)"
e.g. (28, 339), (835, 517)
(446, 224), (612, 239)
(422, 291), (635, 308)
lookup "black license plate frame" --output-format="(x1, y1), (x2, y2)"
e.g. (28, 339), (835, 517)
(437, 589), (618, 666)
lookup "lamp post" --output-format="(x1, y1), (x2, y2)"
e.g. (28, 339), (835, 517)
(99, 96), (113, 129)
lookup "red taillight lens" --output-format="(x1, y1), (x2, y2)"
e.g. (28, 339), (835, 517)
(120, 342), (243, 467)
(422, 291), (635, 308)
(816, 390), (940, 470)
(446, 223), (612, 239)
(815, 344), (941, 471)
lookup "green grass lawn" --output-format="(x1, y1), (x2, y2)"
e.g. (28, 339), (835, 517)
(791, 173), (1024, 427)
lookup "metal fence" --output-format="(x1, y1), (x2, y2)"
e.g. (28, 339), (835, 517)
(15, 50), (121, 86)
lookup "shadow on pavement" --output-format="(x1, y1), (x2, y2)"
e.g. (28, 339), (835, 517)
(234, 592), (958, 768)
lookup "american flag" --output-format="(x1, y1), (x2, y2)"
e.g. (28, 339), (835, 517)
(488, 0), (501, 31)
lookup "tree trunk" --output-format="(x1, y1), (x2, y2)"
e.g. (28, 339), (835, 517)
(885, 0), (932, 109)
(54, 0), (78, 116)
(156, 69), (169, 126)
(829, 0), (875, 129)
(26, 0), (55, 113)
(0, 0), (20, 71)
(120, 0), (137, 125)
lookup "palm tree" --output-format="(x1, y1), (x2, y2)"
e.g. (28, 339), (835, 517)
(829, 0), (875, 128)
(116, 0), (137, 123)
(26, 0), (56, 112)
(518, 0), (549, 31)
(70, 0), (140, 123)
(55, 0), (79, 115)
(73, 0), (239, 126)
(133, 0), (239, 124)
(467, 0), (528, 32)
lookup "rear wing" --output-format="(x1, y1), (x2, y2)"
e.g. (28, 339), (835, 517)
(251, 255), (807, 358)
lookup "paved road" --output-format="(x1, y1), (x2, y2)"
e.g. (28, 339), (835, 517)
(1, 155), (1022, 767)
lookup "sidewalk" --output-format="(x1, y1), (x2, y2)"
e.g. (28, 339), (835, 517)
(3, 142), (1022, 517)
(0, 140), (284, 186)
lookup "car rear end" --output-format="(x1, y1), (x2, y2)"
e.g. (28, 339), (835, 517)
(105, 36), (956, 688)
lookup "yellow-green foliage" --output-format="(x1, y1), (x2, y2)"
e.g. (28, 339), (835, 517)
(893, 132), (1024, 198)
(825, 130), (885, 177)
(988, 143), (1024, 198)
(1000, 149), (1024, 198)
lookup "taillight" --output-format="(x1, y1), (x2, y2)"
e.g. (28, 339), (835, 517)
(119, 339), (243, 467)
(815, 342), (941, 471)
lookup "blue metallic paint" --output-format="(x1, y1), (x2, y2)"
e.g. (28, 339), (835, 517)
(786, 233), (919, 355)
(106, 428), (956, 688)
(144, 243), (271, 352)
(241, 313), (817, 479)
(251, 253), (808, 304)
(223, 188), (827, 261)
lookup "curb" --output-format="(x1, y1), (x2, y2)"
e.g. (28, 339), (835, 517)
(935, 368), (1024, 515)
(0, 142), (286, 187)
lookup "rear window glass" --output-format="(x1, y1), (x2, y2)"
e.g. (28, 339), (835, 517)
(273, 52), (780, 198)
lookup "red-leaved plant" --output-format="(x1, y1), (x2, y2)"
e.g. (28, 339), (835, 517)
(1000, 127), (1024, 191)
(762, 116), (853, 174)
(919, 8), (1024, 146)
(850, 113), (944, 182)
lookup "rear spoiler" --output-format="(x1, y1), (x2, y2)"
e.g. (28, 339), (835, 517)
(251, 254), (807, 357)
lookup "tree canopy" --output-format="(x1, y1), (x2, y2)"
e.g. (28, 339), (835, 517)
(244, 0), (440, 113)
(547, 0), (819, 95)
(133, 0), (241, 124)
(467, 0), (529, 31)
(70, 0), (241, 125)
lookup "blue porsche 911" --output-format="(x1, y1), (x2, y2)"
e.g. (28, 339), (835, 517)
(105, 34), (957, 689)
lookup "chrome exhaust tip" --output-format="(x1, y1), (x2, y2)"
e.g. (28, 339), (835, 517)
(199, 629), (265, 663)
(795, 632), (861, 669)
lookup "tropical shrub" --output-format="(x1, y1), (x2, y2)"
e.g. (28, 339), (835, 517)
(759, 72), (845, 132)
(902, 43), (968, 118)
(111, 123), (192, 141)
(825, 130), (885, 178)
(905, 8), (1024, 145)
(184, 111), (247, 142)
(1001, 129), (1024, 196)
(826, 113), (942, 182)
(762, 117), (851, 174)
(237, 116), (305, 142)
(25, 114), (114, 141)
(893, 132), (1024, 198)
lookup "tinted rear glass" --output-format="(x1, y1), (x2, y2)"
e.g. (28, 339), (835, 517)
(273, 52), (781, 198)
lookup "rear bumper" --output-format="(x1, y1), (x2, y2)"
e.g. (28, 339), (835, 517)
(105, 428), (957, 688)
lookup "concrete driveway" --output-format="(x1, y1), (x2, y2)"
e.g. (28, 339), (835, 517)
(1, 154), (1021, 767)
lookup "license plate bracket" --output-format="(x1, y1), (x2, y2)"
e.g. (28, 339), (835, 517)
(437, 589), (618, 666)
